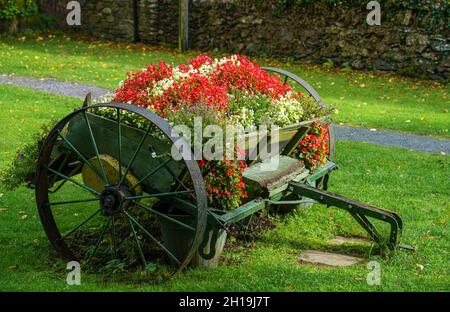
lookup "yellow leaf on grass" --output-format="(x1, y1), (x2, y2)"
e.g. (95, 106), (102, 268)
(21, 214), (28, 220)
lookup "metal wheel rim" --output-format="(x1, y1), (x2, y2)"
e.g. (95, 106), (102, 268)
(35, 103), (207, 275)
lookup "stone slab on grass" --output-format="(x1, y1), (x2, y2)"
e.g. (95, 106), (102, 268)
(298, 250), (363, 267)
(329, 236), (371, 245)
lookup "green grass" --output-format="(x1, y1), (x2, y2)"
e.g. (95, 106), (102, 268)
(0, 34), (448, 138)
(0, 85), (449, 291)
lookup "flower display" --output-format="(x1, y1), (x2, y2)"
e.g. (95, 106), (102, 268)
(291, 123), (330, 170)
(113, 55), (331, 210)
(199, 147), (248, 211)
(114, 55), (303, 127)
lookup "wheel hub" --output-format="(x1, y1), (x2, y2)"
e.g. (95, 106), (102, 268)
(100, 185), (131, 215)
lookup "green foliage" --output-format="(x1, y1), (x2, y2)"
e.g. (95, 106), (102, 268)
(0, 0), (37, 21)
(0, 118), (55, 190)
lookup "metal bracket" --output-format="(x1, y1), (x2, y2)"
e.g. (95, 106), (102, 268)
(82, 92), (92, 108)
(198, 225), (220, 260)
(288, 181), (410, 251)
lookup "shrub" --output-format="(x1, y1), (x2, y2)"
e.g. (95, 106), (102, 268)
(0, 119), (56, 190)
(0, 0), (37, 21)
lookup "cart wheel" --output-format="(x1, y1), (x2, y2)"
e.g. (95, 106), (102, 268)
(35, 103), (207, 275)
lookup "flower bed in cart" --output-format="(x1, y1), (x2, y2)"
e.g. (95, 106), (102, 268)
(111, 55), (331, 211)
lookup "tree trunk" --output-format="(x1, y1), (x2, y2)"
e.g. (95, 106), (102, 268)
(8, 18), (18, 35)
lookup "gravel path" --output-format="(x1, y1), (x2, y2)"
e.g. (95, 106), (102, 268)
(334, 125), (449, 154)
(0, 74), (110, 99)
(1, 74), (449, 154)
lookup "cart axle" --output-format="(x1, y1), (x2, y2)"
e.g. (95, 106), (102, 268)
(100, 185), (132, 216)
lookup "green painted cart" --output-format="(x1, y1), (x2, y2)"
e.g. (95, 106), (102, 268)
(35, 67), (410, 274)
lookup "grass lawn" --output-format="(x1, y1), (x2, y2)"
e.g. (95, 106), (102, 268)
(0, 85), (448, 291)
(0, 34), (448, 138)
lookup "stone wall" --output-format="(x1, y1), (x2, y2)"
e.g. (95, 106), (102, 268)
(37, 0), (449, 80)
(38, 0), (135, 41)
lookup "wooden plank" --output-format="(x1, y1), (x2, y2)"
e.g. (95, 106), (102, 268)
(243, 155), (308, 196)
(219, 199), (266, 224)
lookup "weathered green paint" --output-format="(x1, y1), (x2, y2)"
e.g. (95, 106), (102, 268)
(306, 161), (338, 184)
(218, 199), (266, 225)
(66, 112), (185, 194)
(246, 117), (324, 165)
(243, 155), (309, 197)
(288, 181), (403, 250)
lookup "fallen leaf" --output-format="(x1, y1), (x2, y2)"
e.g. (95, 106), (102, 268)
(416, 264), (424, 270)
(21, 214), (28, 220)
(369, 128), (377, 132)
(8, 265), (17, 269)
(0, 208), (7, 212)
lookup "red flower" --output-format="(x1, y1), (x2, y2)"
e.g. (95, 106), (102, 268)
(112, 55), (328, 210)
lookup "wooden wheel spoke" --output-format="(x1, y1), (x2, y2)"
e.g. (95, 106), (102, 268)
(124, 211), (181, 265)
(46, 166), (100, 196)
(83, 111), (109, 185)
(126, 189), (194, 201)
(111, 215), (118, 259)
(160, 161), (195, 199)
(126, 215), (147, 266)
(129, 158), (172, 191)
(117, 108), (123, 183)
(59, 208), (102, 242)
(48, 198), (99, 206)
(119, 125), (152, 186)
(86, 217), (112, 262)
(56, 130), (104, 181)
(135, 202), (195, 232)
(49, 154), (69, 186)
